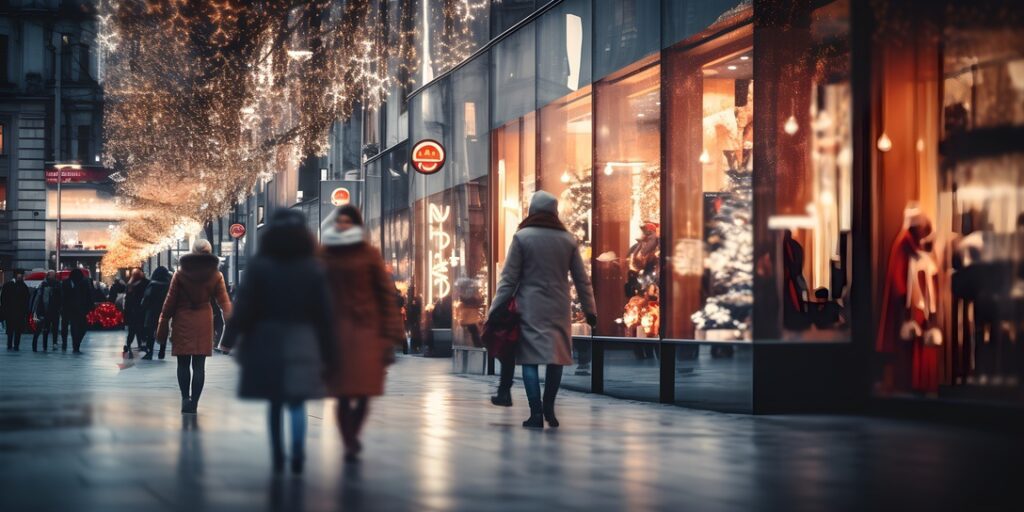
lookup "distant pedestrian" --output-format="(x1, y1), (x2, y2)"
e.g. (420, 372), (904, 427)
(108, 277), (126, 304)
(221, 209), (335, 475)
(141, 266), (171, 360)
(61, 269), (95, 353)
(31, 270), (62, 352)
(489, 191), (597, 428)
(1, 270), (31, 351)
(122, 268), (150, 358)
(156, 239), (232, 414)
(320, 205), (403, 462)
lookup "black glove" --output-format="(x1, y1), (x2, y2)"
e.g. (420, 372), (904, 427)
(585, 313), (597, 327)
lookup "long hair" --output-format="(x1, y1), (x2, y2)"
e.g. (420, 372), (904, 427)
(259, 209), (315, 261)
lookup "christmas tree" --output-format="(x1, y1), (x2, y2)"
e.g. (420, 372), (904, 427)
(559, 169), (592, 322)
(691, 150), (754, 335)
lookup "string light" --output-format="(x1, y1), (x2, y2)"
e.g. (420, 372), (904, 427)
(97, 0), (479, 271)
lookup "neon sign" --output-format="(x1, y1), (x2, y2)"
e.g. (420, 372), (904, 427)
(427, 203), (451, 304)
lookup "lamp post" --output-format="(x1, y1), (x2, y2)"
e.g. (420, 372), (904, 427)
(53, 163), (81, 271)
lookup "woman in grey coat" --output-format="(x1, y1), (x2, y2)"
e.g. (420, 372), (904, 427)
(489, 191), (597, 428)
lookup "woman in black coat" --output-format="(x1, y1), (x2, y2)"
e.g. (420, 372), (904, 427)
(1, 271), (31, 351)
(140, 266), (171, 360)
(122, 268), (150, 358)
(220, 209), (335, 475)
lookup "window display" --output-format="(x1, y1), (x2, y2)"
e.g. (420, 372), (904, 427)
(593, 59), (660, 338)
(873, 3), (1024, 401)
(539, 87), (594, 379)
(492, 113), (536, 277)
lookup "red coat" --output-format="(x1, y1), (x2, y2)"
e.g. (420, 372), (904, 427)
(320, 242), (403, 397)
(876, 230), (918, 353)
(157, 253), (232, 356)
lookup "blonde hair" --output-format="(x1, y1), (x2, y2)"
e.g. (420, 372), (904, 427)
(192, 239), (213, 254)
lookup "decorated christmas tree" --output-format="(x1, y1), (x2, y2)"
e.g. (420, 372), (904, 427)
(559, 169), (592, 323)
(691, 151), (754, 336)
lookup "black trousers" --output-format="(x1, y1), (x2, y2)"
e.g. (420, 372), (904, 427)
(6, 326), (24, 349)
(33, 314), (60, 350)
(497, 356), (516, 393)
(67, 318), (87, 352)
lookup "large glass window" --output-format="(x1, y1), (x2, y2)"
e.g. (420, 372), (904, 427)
(536, 0), (592, 107)
(662, 0), (747, 49)
(593, 0), (661, 81)
(539, 86), (594, 386)
(490, 24), (536, 128)
(492, 113), (536, 277)
(593, 59), (660, 338)
(491, 0), (534, 35)
(871, 1), (1024, 403)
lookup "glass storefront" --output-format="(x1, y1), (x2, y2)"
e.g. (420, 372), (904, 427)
(354, 0), (1022, 412)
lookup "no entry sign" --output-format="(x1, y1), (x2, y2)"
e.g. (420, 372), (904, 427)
(411, 139), (446, 175)
(330, 187), (351, 206)
(229, 223), (246, 239)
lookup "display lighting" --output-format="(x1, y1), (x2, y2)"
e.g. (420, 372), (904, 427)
(877, 132), (893, 152)
(560, 170), (571, 183)
(699, 149), (711, 164)
(784, 115), (799, 135)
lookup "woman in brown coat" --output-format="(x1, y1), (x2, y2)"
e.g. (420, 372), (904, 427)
(320, 205), (403, 462)
(157, 239), (232, 414)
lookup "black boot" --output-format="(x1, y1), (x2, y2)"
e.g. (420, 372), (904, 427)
(291, 456), (304, 474)
(523, 397), (544, 429)
(542, 403), (559, 428)
(490, 388), (513, 407)
(272, 452), (286, 475)
(542, 365), (562, 427)
(181, 398), (192, 413)
(123, 345), (133, 359)
(158, 343), (166, 360)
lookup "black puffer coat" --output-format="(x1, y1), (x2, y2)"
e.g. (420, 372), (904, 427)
(141, 267), (171, 334)
(221, 257), (335, 401)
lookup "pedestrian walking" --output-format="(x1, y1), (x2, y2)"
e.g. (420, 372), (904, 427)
(31, 270), (62, 352)
(489, 191), (597, 428)
(1, 271), (31, 351)
(221, 209), (335, 475)
(122, 268), (150, 358)
(61, 269), (95, 353)
(320, 205), (404, 462)
(141, 266), (171, 360)
(156, 239), (232, 414)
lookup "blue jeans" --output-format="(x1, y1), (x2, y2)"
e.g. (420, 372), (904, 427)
(521, 364), (563, 415)
(269, 401), (306, 461)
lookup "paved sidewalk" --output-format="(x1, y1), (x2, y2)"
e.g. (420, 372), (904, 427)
(0, 329), (1020, 512)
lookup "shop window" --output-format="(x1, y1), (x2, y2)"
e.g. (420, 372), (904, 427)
(662, 0), (748, 50)
(490, 24), (535, 128)
(0, 123), (5, 155)
(0, 177), (6, 211)
(872, 2), (1024, 402)
(491, 0), (534, 35)
(664, 24), (754, 341)
(492, 113), (536, 277)
(593, 59), (660, 338)
(593, 0), (661, 81)
(539, 86), (594, 380)
(77, 125), (91, 163)
(536, 0), (592, 107)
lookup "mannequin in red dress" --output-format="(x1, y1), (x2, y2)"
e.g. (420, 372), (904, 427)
(877, 205), (938, 393)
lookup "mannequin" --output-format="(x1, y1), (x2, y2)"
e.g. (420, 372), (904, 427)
(877, 204), (941, 393)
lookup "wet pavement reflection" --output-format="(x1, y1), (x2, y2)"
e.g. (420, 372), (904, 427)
(0, 329), (1021, 511)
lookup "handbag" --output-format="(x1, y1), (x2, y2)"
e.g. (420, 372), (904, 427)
(482, 296), (521, 364)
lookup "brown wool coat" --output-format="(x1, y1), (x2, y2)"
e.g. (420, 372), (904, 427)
(320, 242), (403, 397)
(157, 253), (233, 357)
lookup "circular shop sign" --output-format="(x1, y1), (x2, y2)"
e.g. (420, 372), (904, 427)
(229, 223), (247, 239)
(331, 187), (351, 207)
(411, 139), (446, 175)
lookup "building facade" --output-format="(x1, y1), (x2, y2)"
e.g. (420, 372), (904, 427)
(0, 0), (105, 277)
(190, 0), (1024, 414)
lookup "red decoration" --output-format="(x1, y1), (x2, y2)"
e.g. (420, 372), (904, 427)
(87, 302), (125, 330)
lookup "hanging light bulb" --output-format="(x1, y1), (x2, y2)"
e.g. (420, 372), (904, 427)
(603, 163), (614, 176)
(877, 132), (893, 152)
(916, 138), (925, 152)
(698, 149), (711, 164)
(784, 115), (799, 135)
(560, 170), (571, 183)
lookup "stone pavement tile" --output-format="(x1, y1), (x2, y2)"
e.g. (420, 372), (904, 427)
(2, 329), (1023, 511)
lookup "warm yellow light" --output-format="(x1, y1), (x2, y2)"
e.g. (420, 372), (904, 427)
(877, 132), (893, 152)
(560, 171), (571, 183)
(784, 115), (799, 135)
(698, 149), (711, 164)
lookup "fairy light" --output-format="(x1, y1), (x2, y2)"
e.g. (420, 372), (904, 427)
(97, 0), (479, 272)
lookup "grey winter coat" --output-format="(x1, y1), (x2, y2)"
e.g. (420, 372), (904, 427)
(489, 191), (596, 365)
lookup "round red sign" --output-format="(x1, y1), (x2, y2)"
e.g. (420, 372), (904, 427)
(229, 223), (246, 239)
(330, 187), (351, 206)
(411, 139), (446, 175)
